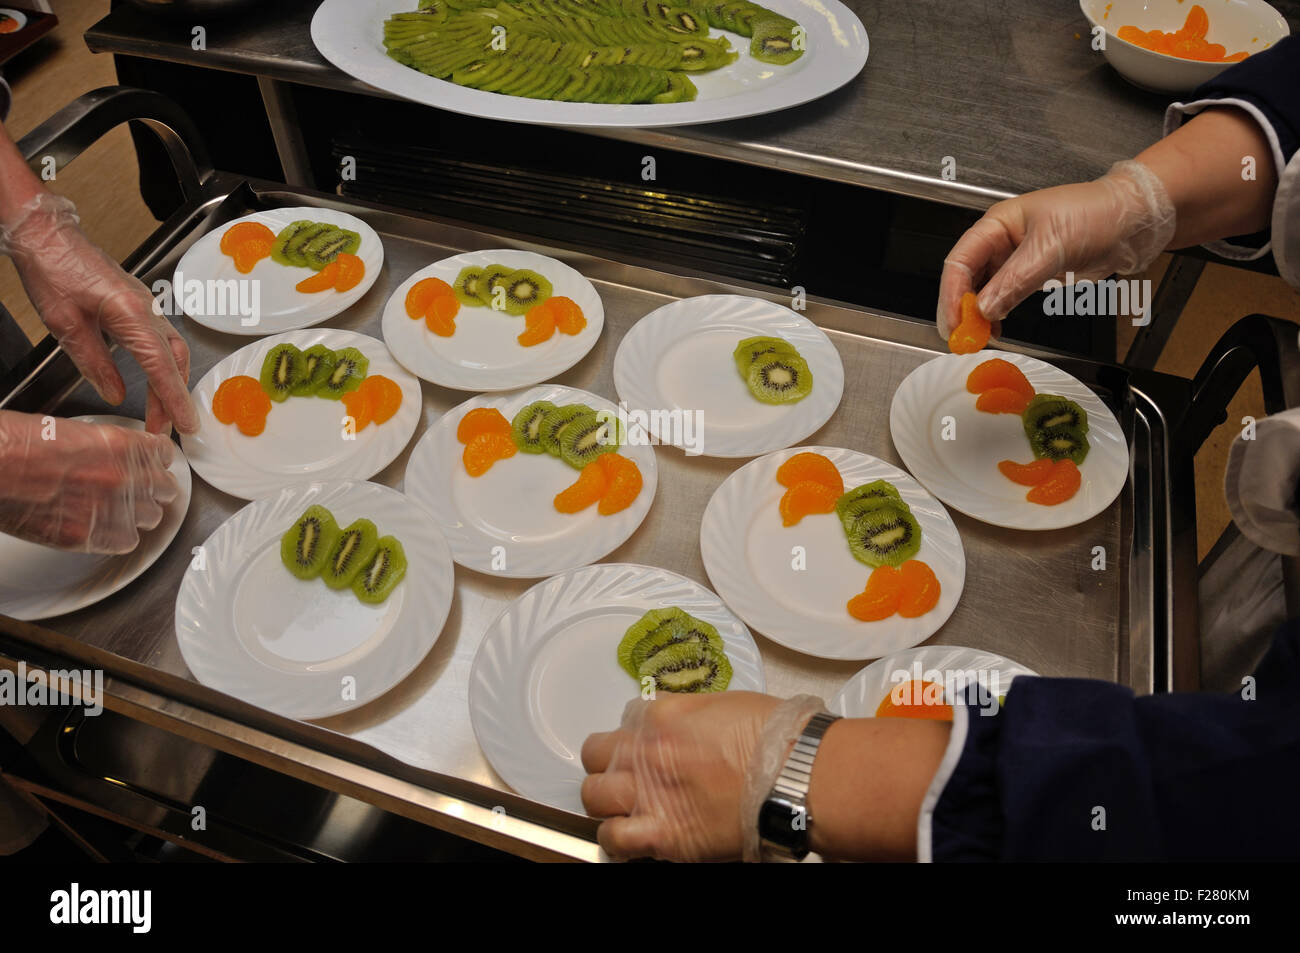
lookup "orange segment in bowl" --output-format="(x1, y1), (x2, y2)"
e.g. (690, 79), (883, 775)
(456, 407), (511, 444)
(775, 452), (844, 494)
(463, 432), (516, 477)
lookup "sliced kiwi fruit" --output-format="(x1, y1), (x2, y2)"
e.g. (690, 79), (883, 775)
(746, 351), (813, 404)
(1022, 395), (1089, 437)
(750, 15), (802, 64)
(480, 264), (515, 310)
(500, 269), (554, 315)
(617, 608), (724, 679)
(352, 536), (408, 604)
(1029, 426), (1091, 465)
(453, 265), (489, 306)
(558, 411), (621, 469)
(652, 71), (698, 102)
(280, 505), (341, 581)
(845, 501), (922, 568)
(617, 607), (689, 677)
(539, 403), (594, 457)
(302, 228), (361, 270)
(511, 400), (557, 453)
(271, 220), (317, 266)
(291, 344), (337, 397)
(835, 480), (907, 529)
(316, 346), (369, 399)
(282, 222), (335, 268)
(637, 641), (732, 693)
(322, 518), (381, 590)
(733, 335), (797, 376)
(259, 343), (303, 402)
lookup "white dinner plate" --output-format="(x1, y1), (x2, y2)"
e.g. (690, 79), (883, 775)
(613, 294), (844, 458)
(381, 249), (604, 391)
(0, 416), (192, 621)
(469, 562), (765, 813)
(312, 0), (868, 128)
(181, 329), (422, 501)
(829, 645), (1037, 718)
(403, 384), (657, 578)
(174, 480), (454, 720)
(700, 446), (965, 660)
(889, 353), (1128, 531)
(172, 207), (383, 336)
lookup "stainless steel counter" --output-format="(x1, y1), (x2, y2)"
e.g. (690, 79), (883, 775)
(82, 0), (1232, 208)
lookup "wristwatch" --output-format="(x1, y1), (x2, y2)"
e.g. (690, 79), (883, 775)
(757, 710), (841, 861)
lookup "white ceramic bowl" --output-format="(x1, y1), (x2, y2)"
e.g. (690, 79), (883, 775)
(1080, 0), (1288, 94)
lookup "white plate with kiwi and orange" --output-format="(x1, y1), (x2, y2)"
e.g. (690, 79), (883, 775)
(403, 384), (657, 579)
(181, 329), (422, 501)
(700, 446), (964, 660)
(381, 250), (604, 392)
(173, 207), (384, 336)
(613, 294), (844, 458)
(175, 479), (454, 720)
(469, 563), (765, 814)
(889, 353), (1128, 531)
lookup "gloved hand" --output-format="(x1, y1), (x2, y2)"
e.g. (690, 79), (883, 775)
(937, 159), (1177, 338)
(0, 193), (198, 436)
(0, 411), (179, 554)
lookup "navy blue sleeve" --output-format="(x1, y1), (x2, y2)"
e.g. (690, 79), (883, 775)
(930, 619), (1300, 861)
(1188, 35), (1300, 165)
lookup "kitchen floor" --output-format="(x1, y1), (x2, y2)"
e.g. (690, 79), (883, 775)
(3, 1), (1298, 561)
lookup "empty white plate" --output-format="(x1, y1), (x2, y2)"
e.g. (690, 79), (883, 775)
(0, 415), (192, 621)
(181, 329), (422, 501)
(172, 207), (383, 336)
(701, 446), (965, 661)
(829, 645), (1037, 718)
(380, 249), (604, 391)
(890, 353), (1128, 530)
(403, 384), (657, 578)
(613, 294), (844, 457)
(174, 480), (454, 720)
(469, 562), (765, 813)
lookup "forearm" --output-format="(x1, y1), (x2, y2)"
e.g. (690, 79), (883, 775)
(0, 119), (48, 228)
(806, 717), (950, 861)
(1137, 106), (1277, 250)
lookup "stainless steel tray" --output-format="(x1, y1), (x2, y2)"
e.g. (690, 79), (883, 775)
(0, 180), (1176, 860)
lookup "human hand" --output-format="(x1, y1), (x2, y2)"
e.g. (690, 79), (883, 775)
(0, 411), (179, 554)
(937, 160), (1176, 338)
(0, 194), (197, 435)
(581, 691), (784, 861)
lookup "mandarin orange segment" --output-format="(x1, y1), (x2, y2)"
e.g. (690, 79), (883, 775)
(597, 454), (643, 516)
(948, 292), (991, 354)
(463, 432), (516, 477)
(975, 386), (1033, 415)
(456, 407), (512, 444)
(426, 309), (456, 337)
(296, 261), (339, 293)
(875, 679), (953, 720)
(518, 310), (556, 347)
(554, 458), (609, 513)
(342, 388), (374, 432)
(897, 559), (941, 618)
(406, 277), (455, 319)
(1026, 459), (1082, 506)
(965, 358), (1034, 398)
(220, 221), (276, 256)
(525, 300), (556, 327)
(213, 376), (252, 425)
(235, 411), (268, 437)
(779, 480), (840, 527)
(357, 375), (402, 425)
(549, 296), (587, 335)
(775, 452), (844, 494)
(231, 238), (272, 274)
(998, 458), (1055, 486)
(333, 253), (365, 292)
(1182, 4), (1208, 40)
(847, 565), (903, 621)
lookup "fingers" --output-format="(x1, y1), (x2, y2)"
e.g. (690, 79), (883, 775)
(581, 730), (620, 774)
(596, 815), (661, 861)
(581, 770), (637, 817)
(937, 213), (1017, 339)
(100, 290), (198, 435)
(44, 302), (126, 405)
(976, 233), (1065, 323)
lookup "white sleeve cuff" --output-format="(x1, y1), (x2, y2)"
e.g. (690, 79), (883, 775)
(915, 703), (969, 864)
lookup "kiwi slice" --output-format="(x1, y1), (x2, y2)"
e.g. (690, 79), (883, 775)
(637, 641), (732, 693)
(291, 344), (337, 397)
(558, 412), (621, 469)
(302, 227), (361, 270)
(480, 264), (515, 310)
(322, 519), (381, 590)
(280, 505), (341, 581)
(617, 608), (724, 679)
(271, 220), (316, 266)
(511, 400), (557, 453)
(497, 269), (553, 315)
(733, 335), (798, 376)
(352, 536), (408, 604)
(453, 265), (490, 306)
(539, 404), (594, 457)
(259, 343), (304, 402)
(282, 222), (334, 268)
(1030, 426), (1091, 465)
(845, 501), (922, 568)
(316, 346), (369, 399)
(617, 607), (689, 677)
(1023, 395), (1089, 437)
(835, 480), (907, 529)
(746, 351), (813, 404)
(750, 15), (803, 65)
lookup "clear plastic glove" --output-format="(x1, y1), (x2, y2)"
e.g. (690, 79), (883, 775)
(0, 411), (178, 554)
(937, 159), (1176, 338)
(0, 194), (198, 435)
(581, 691), (793, 861)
